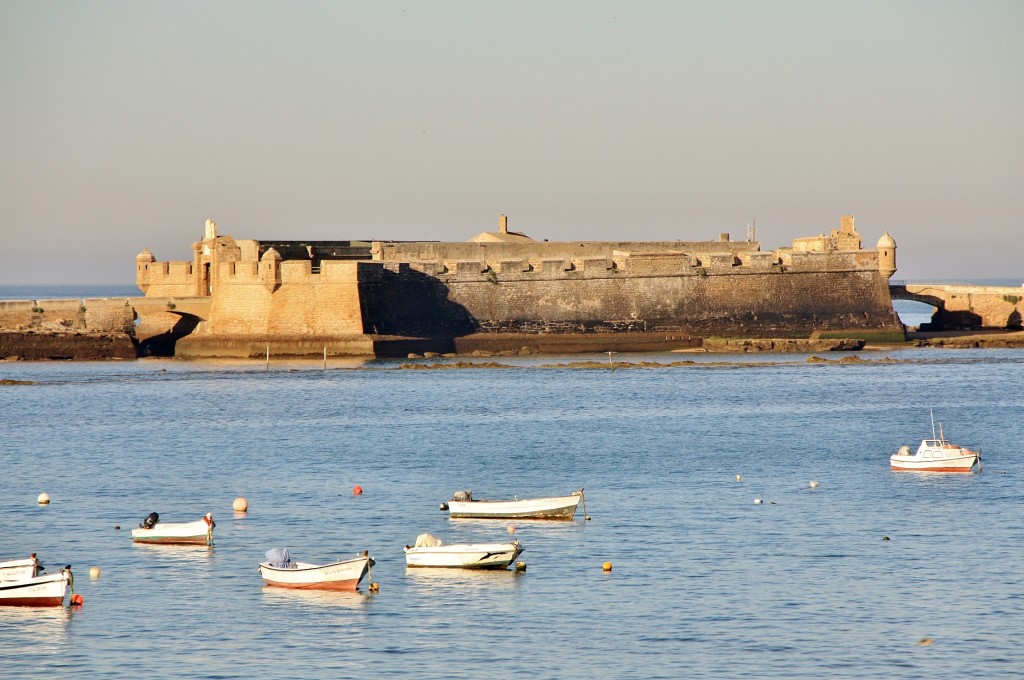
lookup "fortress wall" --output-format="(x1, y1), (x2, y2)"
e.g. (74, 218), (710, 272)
(361, 262), (900, 338)
(375, 240), (759, 263)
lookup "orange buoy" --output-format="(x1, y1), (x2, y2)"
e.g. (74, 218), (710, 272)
(71, 594), (84, 606)
(353, 485), (363, 496)
(37, 492), (51, 505)
(232, 497), (248, 512)
(603, 562), (613, 572)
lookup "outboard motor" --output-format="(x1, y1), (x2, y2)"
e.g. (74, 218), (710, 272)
(451, 490), (473, 502)
(140, 512), (159, 529)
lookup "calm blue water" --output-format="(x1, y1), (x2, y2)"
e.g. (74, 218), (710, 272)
(1, 347), (1022, 679)
(0, 284), (141, 301)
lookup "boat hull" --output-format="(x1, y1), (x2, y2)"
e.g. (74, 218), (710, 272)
(0, 571), (70, 607)
(131, 517), (214, 545)
(259, 557), (372, 591)
(890, 457), (978, 472)
(447, 493), (582, 520)
(404, 542), (524, 569)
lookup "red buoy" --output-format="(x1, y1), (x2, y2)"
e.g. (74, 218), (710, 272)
(71, 594), (84, 606)
(353, 485), (363, 496)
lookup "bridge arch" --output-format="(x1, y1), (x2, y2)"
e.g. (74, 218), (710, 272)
(889, 283), (1023, 330)
(134, 310), (203, 356)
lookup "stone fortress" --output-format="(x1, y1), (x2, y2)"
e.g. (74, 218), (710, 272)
(132, 215), (906, 357)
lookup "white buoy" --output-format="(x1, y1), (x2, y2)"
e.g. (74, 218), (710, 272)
(809, 480), (820, 489)
(736, 474), (742, 482)
(37, 492), (50, 505)
(89, 566), (101, 579)
(233, 497), (248, 512)
(753, 498), (763, 504)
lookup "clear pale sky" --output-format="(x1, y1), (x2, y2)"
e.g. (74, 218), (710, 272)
(1, 1), (1021, 284)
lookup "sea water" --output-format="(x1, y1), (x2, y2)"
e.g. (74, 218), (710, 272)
(1, 347), (1022, 679)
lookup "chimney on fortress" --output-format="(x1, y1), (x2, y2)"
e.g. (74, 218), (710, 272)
(499, 214), (508, 235)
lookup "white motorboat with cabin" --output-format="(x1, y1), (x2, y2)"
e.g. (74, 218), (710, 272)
(403, 534), (524, 569)
(890, 412), (981, 473)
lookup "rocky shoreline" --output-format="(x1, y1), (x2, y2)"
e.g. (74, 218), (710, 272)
(2, 329), (1024, 362)
(0, 330), (137, 361)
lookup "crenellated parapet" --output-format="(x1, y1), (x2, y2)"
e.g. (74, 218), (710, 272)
(379, 247), (879, 284)
(136, 249), (196, 297)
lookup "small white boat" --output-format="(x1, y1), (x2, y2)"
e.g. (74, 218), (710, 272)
(131, 513), (215, 545)
(0, 568), (72, 607)
(442, 489), (585, 520)
(259, 549), (374, 591)
(891, 413), (981, 473)
(0, 554), (41, 582)
(403, 534), (524, 569)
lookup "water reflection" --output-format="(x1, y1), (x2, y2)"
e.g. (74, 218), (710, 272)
(0, 605), (72, 651)
(260, 586), (371, 609)
(131, 543), (215, 568)
(403, 567), (524, 594)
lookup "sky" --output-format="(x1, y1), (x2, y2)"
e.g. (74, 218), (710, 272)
(1, 0), (1021, 284)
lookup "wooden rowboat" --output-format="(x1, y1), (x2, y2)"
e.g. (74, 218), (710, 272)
(0, 554), (41, 582)
(259, 551), (374, 591)
(0, 568), (72, 607)
(404, 536), (524, 569)
(131, 513), (215, 545)
(442, 489), (584, 520)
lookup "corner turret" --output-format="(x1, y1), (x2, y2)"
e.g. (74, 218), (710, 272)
(136, 248), (156, 293)
(876, 231), (897, 279)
